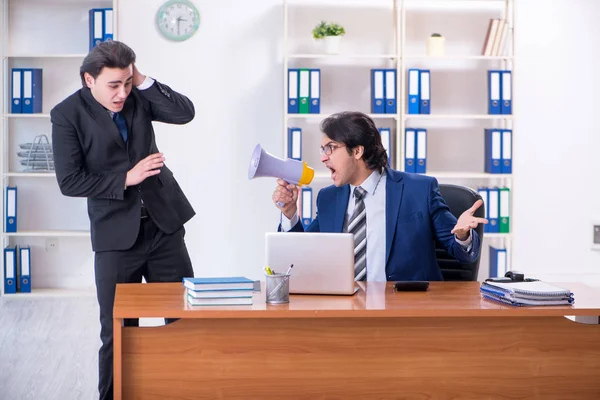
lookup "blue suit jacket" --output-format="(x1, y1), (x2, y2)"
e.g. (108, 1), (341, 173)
(282, 168), (480, 281)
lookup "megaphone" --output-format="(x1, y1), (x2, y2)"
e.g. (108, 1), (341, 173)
(248, 144), (314, 186)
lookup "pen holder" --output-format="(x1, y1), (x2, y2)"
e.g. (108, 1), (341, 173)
(265, 273), (290, 304)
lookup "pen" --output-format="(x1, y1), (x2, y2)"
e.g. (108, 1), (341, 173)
(264, 266), (274, 275)
(268, 264), (294, 298)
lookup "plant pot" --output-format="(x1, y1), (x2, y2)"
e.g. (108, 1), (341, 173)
(426, 36), (445, 56)
(322, 35), (342, 54)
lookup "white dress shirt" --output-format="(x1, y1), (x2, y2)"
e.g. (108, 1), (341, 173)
(281, 170), (472, 281)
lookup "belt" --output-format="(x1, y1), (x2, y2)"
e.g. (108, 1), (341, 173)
(141, 206), (149, 219)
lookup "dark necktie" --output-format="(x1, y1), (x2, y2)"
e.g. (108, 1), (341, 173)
(349, 186), (367, 281)
(113, 112), (128, 143)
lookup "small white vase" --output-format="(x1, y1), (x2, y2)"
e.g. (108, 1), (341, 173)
(322, 35), (342, 54)
(426, 36), (445, 56)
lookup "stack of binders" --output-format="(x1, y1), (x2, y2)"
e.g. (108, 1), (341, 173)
(183, 276), (254, 306)
(480, 281), (574, 307)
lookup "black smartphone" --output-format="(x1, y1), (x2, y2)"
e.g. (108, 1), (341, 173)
(394, 281), (429, 292)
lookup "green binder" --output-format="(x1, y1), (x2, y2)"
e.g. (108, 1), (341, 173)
(298, 69), (310, 114)
(499, 187), (510, 233)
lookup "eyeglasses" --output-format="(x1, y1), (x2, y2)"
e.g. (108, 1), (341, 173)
(320, 143), (345, 156)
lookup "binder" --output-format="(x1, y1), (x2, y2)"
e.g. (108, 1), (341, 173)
(488, 70), (501, 114)
(489, 246), (507, 278)
(419, 69), (431, 114)
(301, 187), (313, 228)
(11, 68), (22, 113)
(384, 69), (396, 114)
(478, 187), (490, 233)
(404, 129), (416, 173)
(501, 129), (512, 173)
(309, 69), (320, 114)
(371, 69), (385, 114)
(501, 70), (512, 114)
(499, 187), (510, 233)
(5, 186), (17, 233)
(416, 128), (427, 173)
(287, 127), (302, 161)
(4, 246), (17, 294)
(22, 69), (43, 114)
(407, 69), (420, 114)
(484, 129), (502, 174)
(103, 8), (113, 41)
(487, 187), (499, 233)
(480, 281), (574, 307)
(379, 127), (392, 166)
(19, 246), (31, 293)
(89, 8), (104, 50)
(287, 69), (299, 114)
(298, 69), (310, 114)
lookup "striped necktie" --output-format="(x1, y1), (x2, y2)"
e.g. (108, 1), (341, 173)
(349, 186), (367, 281)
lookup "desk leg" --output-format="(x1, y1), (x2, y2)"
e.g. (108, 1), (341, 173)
(113, 318), (122, 400)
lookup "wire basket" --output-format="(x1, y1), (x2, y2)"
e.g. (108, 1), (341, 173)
(18, 134), (54, 172)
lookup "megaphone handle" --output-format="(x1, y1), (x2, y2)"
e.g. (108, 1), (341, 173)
(277, 201), (285, 207)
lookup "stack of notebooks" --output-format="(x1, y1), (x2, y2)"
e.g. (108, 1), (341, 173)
(480, 281), (574, 306)
(183, 277), (254, 306)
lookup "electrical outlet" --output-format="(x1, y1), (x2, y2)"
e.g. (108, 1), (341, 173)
(592, 224), (600, 251)
(46, 238), (59, 252)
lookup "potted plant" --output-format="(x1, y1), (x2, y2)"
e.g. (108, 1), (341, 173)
(426, 33), (445, 56)
(312, 21), (346, 54)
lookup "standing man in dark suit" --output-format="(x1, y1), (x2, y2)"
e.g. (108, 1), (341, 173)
(51, 40), (196, 400)
(272, 111), (487, 282)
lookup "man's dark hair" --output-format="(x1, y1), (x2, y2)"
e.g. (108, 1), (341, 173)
(320, 111), (389, 172)
(80, 41), (136, 86)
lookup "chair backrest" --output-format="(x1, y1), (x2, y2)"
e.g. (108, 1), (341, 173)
(436, 184), (485, 281)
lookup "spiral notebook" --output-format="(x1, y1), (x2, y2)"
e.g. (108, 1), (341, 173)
(480, 281), (574, 306)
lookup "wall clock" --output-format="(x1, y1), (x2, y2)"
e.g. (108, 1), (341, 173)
(157, 0), (200, 41)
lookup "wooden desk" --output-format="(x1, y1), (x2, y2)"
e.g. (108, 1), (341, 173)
(113, 282), (600, 399)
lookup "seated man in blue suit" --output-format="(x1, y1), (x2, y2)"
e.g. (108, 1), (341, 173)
(273, 111), (487, 281)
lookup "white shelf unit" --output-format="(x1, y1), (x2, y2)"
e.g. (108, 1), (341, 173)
(1, 0), (117, 297)
(283, 0), (514, 278)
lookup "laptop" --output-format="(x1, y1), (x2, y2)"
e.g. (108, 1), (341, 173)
(265, 232), (358, 295)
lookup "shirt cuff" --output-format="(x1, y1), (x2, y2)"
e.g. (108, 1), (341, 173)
(136, 76), (155, 90)
(455, 229), (473, 251)
(281, 212), (299, 232)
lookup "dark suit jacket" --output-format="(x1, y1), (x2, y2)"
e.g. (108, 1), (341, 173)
(282, 168), (480, 281)
(51, 80), (195, 252)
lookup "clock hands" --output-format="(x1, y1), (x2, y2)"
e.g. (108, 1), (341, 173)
(176, 16), (188, 36)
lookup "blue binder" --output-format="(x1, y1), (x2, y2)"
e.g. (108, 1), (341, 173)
(487, 187), (500, 233)
(287, 127), (302, 161)
(384, 69), (396, 114)
(501, 129), (512, 174)
(11, 69), (22, 114)
(22, 69), (43, 114)
(287, 69), (299, 114)
(301, 187), (313, 228)
(19, 246), (31, 293)
(484, 129), (502, 174)
(478, 187), (490, 233)
(489, 246), (507, 278)
(419, 69), (430, 114)
(407, 69), (420, 114)
(4, 246), (17, 294)
(309, 69), (320, 114)
(102, 8), (113, 41)
(5, 186), (17, 233)
(415, 128), (427, 173)
(371, 69), (385, 113)
(404, 128), (416, 173)
(488, 70), (501, 114)
(378, 127), (392, 166)
(89, 9), (104, 50)
(501, 70), (512, 114)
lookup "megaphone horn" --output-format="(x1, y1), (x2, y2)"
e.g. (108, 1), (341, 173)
(248, 144), (314, 186)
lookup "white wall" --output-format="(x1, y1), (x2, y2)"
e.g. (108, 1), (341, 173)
(109, 0), (600, 284)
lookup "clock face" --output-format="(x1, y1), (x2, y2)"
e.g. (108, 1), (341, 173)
(157, 0), (200, 41)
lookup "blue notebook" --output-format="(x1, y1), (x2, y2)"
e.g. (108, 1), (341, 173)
(183, 276), (254, 291)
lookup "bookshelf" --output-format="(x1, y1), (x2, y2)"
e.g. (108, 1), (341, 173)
(0, 0), (117, 297)
(283, 0), (514, 279)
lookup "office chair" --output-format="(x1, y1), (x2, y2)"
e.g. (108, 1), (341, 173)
(436, 184), (485, 281)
